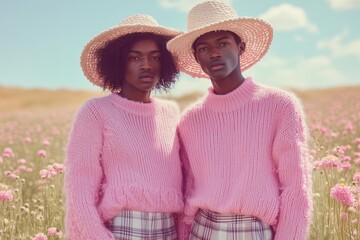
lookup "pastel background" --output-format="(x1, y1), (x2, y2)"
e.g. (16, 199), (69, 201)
(1, 0), (359, 96)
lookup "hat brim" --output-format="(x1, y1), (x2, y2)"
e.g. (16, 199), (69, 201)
(167, 17), (273, 78)
(81, 24), (182, 88)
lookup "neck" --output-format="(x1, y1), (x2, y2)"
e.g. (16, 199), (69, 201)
(119, 89), (151, 103)
(210, 65), (245, 95)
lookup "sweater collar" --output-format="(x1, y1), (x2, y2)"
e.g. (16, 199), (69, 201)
(203, 77), (257, 112)
(109, 93), (157, 116)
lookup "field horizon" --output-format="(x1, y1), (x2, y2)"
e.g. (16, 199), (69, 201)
(1, 84), (360, 113)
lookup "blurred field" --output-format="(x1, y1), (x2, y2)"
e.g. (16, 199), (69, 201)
(1, 85), (360, 112)
(0, 87), (105, 112)
(0, 86), (206, 113)
(1, 85), (360, 239)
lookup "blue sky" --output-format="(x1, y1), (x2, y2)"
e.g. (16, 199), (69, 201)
(0, 0), (359, 96)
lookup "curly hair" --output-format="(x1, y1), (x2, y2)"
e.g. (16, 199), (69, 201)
(96, 32), (179, 92)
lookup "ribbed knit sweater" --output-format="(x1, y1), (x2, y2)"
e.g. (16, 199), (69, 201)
(177, 78), (313, 240)
(65, 94), (184, 240)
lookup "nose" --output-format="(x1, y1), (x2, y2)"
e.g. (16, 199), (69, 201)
(140, 58), (152, 70)
(210, 47), (220, 60)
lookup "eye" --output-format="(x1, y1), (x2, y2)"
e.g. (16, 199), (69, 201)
(197, 46), (208, 53)
(151, 55), (161, 61)
(219, 42), (230, 48)
(128, 56), (141, 61)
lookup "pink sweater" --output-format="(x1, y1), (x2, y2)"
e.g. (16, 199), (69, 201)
(65, 94), (184, 240)
(177, 78), (313, 240)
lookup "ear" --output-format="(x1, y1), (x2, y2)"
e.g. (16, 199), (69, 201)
(238, 42), (246, 56)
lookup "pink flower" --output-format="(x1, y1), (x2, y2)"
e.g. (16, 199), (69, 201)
(333, 146), (346, 157)
(52, 163), (64, 173)
(330, 184), (355, 207)
(345, 145), (352, 150)
(0, 191), (14, 201)
(17, 158), (26, 164)
(23, 137), (32, 143)
(32, 233), (48, 240)
(2, 147), (14, 158)
(353, 172), (360, 184)
(17, 165), (27, 172)
(48, 227), (63, 236)
(39, 169), (52, 180)
(47, 165), (57, 176)
(43, 139), (50, 146)
(340, 162), (352, 170)
(37, 150), (47, 158)
(314, 155), (340, 169)
(4, 171), (19, 180)
(342, 156), (351, 162)
(355, 158), (360, 165)
(354, 138), (360, 144)
(344, 122), (354, 132)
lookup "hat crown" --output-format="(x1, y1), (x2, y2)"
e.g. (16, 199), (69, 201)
(118, 14), (159, 27)
(187, 0), (238, 31)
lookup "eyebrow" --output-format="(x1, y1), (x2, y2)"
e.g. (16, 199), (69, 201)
(196, 36), (232, 46)
(128, 50), (161, 54)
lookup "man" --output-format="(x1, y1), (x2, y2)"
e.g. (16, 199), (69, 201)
(167, 1), (313, 239)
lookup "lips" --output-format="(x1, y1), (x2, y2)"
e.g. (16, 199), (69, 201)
(209, 61), (225, 71)
(139, 72), (155, 82)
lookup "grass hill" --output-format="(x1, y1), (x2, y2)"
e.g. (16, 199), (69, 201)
(1, 85), (359, 113)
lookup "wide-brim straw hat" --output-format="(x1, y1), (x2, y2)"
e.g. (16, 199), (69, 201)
(167, 0), (273, 78)
(81, 14), (182, 88)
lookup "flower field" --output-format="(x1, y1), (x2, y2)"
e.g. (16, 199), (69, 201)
(0, 86), (360, 239)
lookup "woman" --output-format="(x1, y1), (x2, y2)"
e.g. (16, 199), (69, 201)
(65, 14), (184, 240)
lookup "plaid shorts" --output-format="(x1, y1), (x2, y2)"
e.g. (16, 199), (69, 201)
(190, 209), (274, 240)
(106, 210), (177, 240)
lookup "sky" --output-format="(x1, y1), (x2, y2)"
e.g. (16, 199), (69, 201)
(0, 0), (359, 96)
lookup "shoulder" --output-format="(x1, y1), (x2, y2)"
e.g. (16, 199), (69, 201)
(75, 95), (112, 121)
(254, 83), (303, 110)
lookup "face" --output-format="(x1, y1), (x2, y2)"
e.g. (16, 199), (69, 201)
(122, 39), (161, 95)
(193, 31), (244, 80)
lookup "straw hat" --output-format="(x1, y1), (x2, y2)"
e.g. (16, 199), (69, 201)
(167, 0), (273, 78)
(81, 14), (182, 88)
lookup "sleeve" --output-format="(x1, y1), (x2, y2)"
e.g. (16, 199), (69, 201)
(64, 100), (115, 240)
(176, 127), (194, 240)
(272, 94), (313, 240)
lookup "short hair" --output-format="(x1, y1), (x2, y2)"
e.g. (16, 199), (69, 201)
(191, 30), (241, 52)
(96, 32), (179, 92)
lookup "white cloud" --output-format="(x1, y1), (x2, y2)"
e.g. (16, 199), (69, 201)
(317, 29), (360, 60)
(259, 3), (318, 33)
(157, 0), (232, 12)
(163, 53), (356, 96)
(256, 55), (288, 68)
(294, 35), (305, 43)
(303, 56), (331, 69)
(327, 0), (360, 10)
(246, 54), (347, 90)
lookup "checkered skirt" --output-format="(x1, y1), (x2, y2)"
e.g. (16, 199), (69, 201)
(190, 209), (274, 240)
(106, 210), (177, 240)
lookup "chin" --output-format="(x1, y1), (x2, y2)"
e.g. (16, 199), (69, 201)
(209, 72), (229, 80)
